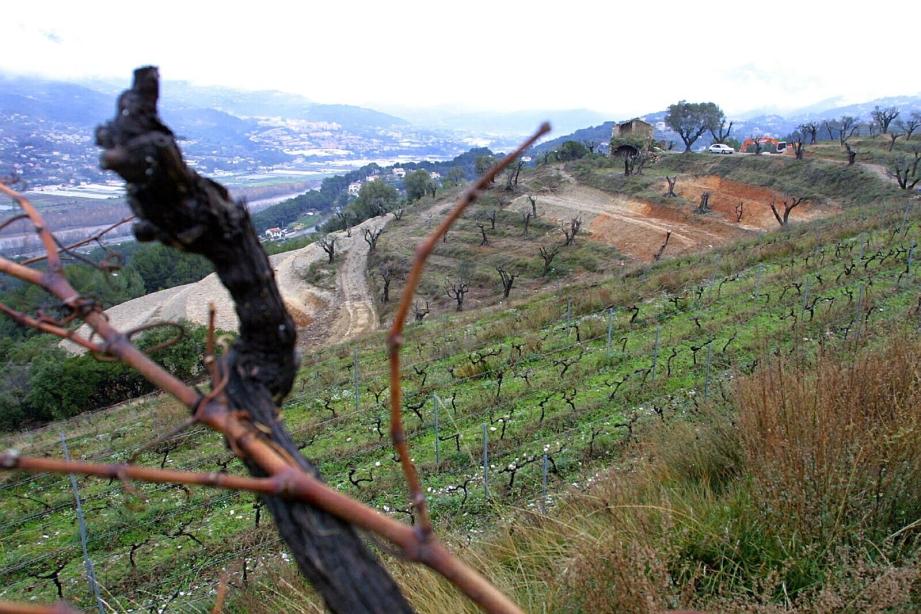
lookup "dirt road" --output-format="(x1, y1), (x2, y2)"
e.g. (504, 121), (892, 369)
(66, 215), (390, 352)
(515, 173), (834, 261)
(296, 215), (389, 349)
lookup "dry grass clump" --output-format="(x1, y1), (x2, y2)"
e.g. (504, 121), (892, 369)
(737, 339), (921, 547)
(231, 336), (921, 612)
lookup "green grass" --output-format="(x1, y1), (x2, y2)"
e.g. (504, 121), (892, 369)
(568, 151), (904, 207)
(1, 157), (919, 612)
(369, 174), (624, 325)
(809, 134), (920, 166)
(284, 213), (321, 233)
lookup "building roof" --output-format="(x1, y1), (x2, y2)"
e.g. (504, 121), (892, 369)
(619, 118), (652, 128)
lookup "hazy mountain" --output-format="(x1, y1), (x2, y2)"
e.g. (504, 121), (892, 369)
(386, 106), (610, 138)
(0, 74), (467, 186)
(788, 95), (921, 122)
(0, 75), (112, 126)
(531, 122), (616, 157)
(80, 78), (409, 131)
(535, 94), (921, 154)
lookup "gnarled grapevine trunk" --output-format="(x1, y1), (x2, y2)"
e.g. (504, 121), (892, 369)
(95, 66), (411, 613)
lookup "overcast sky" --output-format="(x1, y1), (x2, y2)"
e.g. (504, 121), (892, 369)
(3, 0), (918, 118)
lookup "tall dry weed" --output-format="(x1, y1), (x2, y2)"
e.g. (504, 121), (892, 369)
(736, 339), (921, 546)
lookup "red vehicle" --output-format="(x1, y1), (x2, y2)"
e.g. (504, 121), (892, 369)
(740, 137), (788, 155)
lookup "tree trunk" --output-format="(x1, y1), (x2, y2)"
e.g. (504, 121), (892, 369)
(96, 67), (412, 614)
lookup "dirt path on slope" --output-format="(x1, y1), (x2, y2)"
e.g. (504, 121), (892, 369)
(513, 182), (743, 261)
(517, 174), (836, 261)
(67, 215), (390, 352)
(295, 215), (390, 349)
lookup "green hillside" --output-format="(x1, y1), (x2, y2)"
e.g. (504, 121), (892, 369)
(1, 152), (919, 612)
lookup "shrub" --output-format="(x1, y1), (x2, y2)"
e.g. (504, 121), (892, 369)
(2, 322), (213, 430)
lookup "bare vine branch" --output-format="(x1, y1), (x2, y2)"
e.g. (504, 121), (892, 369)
(0, 68), (545, 614)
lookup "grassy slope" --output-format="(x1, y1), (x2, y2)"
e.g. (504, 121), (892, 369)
(808, 134), (920, 167)
(1, 154), (919, 612)
(571, 150), (903, 208)
(366, 178), (624, 326)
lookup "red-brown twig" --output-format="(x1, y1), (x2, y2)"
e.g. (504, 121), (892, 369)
(0, 451), (278, 493)
(0, 186), (200, 409)
(0, 153), (536, 612)
(387, 122), (551, 537)
(211, 573), (229, 614)
(20, 216), (134, 266)
(0, 600), (81, 614)
(0, 303), (100, 352)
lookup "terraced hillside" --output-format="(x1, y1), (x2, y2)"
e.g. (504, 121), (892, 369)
(1, 152), (918, 612)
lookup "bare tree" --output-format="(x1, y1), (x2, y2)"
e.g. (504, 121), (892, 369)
(798, 122), (818, 144)
(791, 132), (806, 160)
(485, 209), (497, 229)
(319, 235), (336, 263)
(446, 280), (470, 311)
(623, 150), (647, 176)
(871, 105), (900, 134)
(496, 266), (517, 298)
(838, 116), (860, 146)
(30, 559), (68, 600)
(538, 244), (560, 276)
(844, 142), (857, 166)
(379, 260), (405, 303)
(653, 231), (671, 262)
(504, 167), (516, 191)
(476, 222), (489, 246)
(696, 192), (711, 214)
(664, 175), (678, 197)
(770, 197), (806, 226)
(412, 299), (430, 322)
(735, 201), (744, 223)
(561, 216), (582, 246)
(898, 112), (921, 141)
(708, 118), (734, 143)
(750, 136), (763, 155)
(30, 67), (404, 612)
(527, 194), (537, 217)
(888, 130), (904, 152)
(886, 150), (921, 190)
(633, 150), (648, 175)
(505, 159), (524, 191)
(521, 211), (532, 236)
(364, 227), (383, 252)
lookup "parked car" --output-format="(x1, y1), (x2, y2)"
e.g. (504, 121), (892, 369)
(708, 143), (734, 154)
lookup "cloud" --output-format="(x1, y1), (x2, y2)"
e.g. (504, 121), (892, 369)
(1, 0), (918, 117)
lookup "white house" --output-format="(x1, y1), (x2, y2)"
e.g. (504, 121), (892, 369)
(429, 171), (441, 179)
(347, 181), (362, 196)
(392, 167), (406, 178)
(265, 227), (285, 240)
